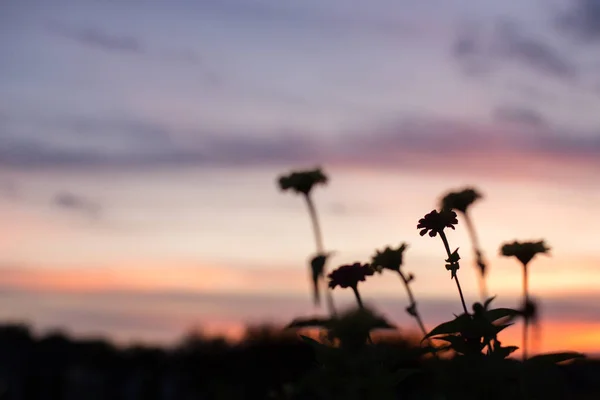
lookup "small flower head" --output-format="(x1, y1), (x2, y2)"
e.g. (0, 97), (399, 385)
(441, 188), (482, 214)
(521, 298), (539, 324)
(370, 243), (409, 273)
(277, 167), (328, 196)
(417, 209), (458, 237)
(328, 263), (374, 290)
(309, 251), (335, 305)
(500, 240), (550, 267)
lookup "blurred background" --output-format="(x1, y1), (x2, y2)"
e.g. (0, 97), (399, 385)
(1, 0), (600, 357)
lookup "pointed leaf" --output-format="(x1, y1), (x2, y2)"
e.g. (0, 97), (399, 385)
(423, 313), (471, 340)
(485, 308), (520, 323)
(287, 317), (331, 329)
(527, 352), (585, 365)
(483, 295), (497, 310)
(494, 323), (514, 334)
(502, 346), (519, 356)
(299, 335), (341, 366)
(436, 334), (471, 355)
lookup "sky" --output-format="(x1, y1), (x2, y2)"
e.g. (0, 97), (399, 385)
(1, 0), (600, 353)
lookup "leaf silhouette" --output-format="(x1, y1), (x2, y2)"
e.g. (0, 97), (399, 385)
(287, 317), (331, 329)
(483, 295), (497, 309)
(423, 313), (472, 340)
(494, 323), (514, 334)
(299, 335), (341, 366)
(484, 308), (520, 323)
(526, 352), (585, 365)
(436, 334), (471, 355)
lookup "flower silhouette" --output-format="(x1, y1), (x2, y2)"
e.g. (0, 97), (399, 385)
(328, 263), (374, 290)
(500, 240), (549, 360)
(418, 209), (467, 313)
(370, 243), (408, 273)
(441, 187), (489, 300)
(500, 240), (550, 267)
(277, 168), (328, 196)
(417, 209), (458, 237)
(276, 166), (336, 315)
(441, 188), (482, 214)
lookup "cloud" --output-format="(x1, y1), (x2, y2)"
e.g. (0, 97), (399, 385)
(2, 109), (600, 183)
(49, 23), (144, 54)
(53, 191), (101, 218)
(46, 22), (213, 70)
(558, 0), (600, 41)
(453, 20), (578, 81)
(496, 22), (577, 80)
(492, 105), (547, 127)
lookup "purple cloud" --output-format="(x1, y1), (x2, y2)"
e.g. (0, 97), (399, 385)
(49, 23), (144, 54)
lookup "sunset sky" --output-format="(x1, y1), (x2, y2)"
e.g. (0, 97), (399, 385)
(1, 0), (600, 353)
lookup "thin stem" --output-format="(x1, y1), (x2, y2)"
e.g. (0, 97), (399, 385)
(439, 231), (452, 256)
(397, 272), (440, 359)
(304, 194), (336, 317)
(398, 271), (427, 337)
(453, 274), (469, 316)
(352, 286), (364, 309)
(464, 211), (488, 301)
(352, 286), (373, 345)
(439, 231), (469, 315)
(304, 194), (324, 253)
(523, 263), (529, 360)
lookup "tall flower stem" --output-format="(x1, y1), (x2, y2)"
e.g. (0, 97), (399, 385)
(439, 232), (469, 315)
(464, 211), (488, 301)
(304, 194), (324, 253)
(352, 286), (364, 309)
(522, 264), (529, 360)
(398, 271), (427, 337)
(304, 194), (336, 316)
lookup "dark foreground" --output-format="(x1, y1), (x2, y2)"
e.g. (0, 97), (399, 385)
(0, 324), (598, 400)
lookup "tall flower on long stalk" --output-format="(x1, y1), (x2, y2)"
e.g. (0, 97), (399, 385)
(500, 240), (550, 360)
(370, 244), (428, 337)
(441, 187), (488, 301)
(417, 209), (468, 314)
(277, 167), (336, 314)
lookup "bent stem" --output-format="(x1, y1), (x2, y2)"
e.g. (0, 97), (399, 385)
(439, 231), (469, 315)
(398, 271), (427, 337)
(304, 194), (336, 316)
(464, 211), (488, 301)
(522, 263), (529, 360)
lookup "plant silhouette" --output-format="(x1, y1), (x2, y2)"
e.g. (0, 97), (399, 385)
(501, 240), (550, 360)
(441, 187), (489, 301)
(417, 209), (469, 314)
(370, 244), (428, 338)
(280, 167), (588, 399)
(277, 167), (336, 315)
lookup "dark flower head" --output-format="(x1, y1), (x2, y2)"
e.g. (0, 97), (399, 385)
(370, 243), (409, 273)
(521, 298), (539, 324)
(329, 307), (395, 351)
(309, 251), (335, 306)
(500, 240), (550, 266)
(277, 167), (328, 196)
(328, 263), (374, 290)
(417, 209), (458, 237)
(440, 187), (482, 214)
